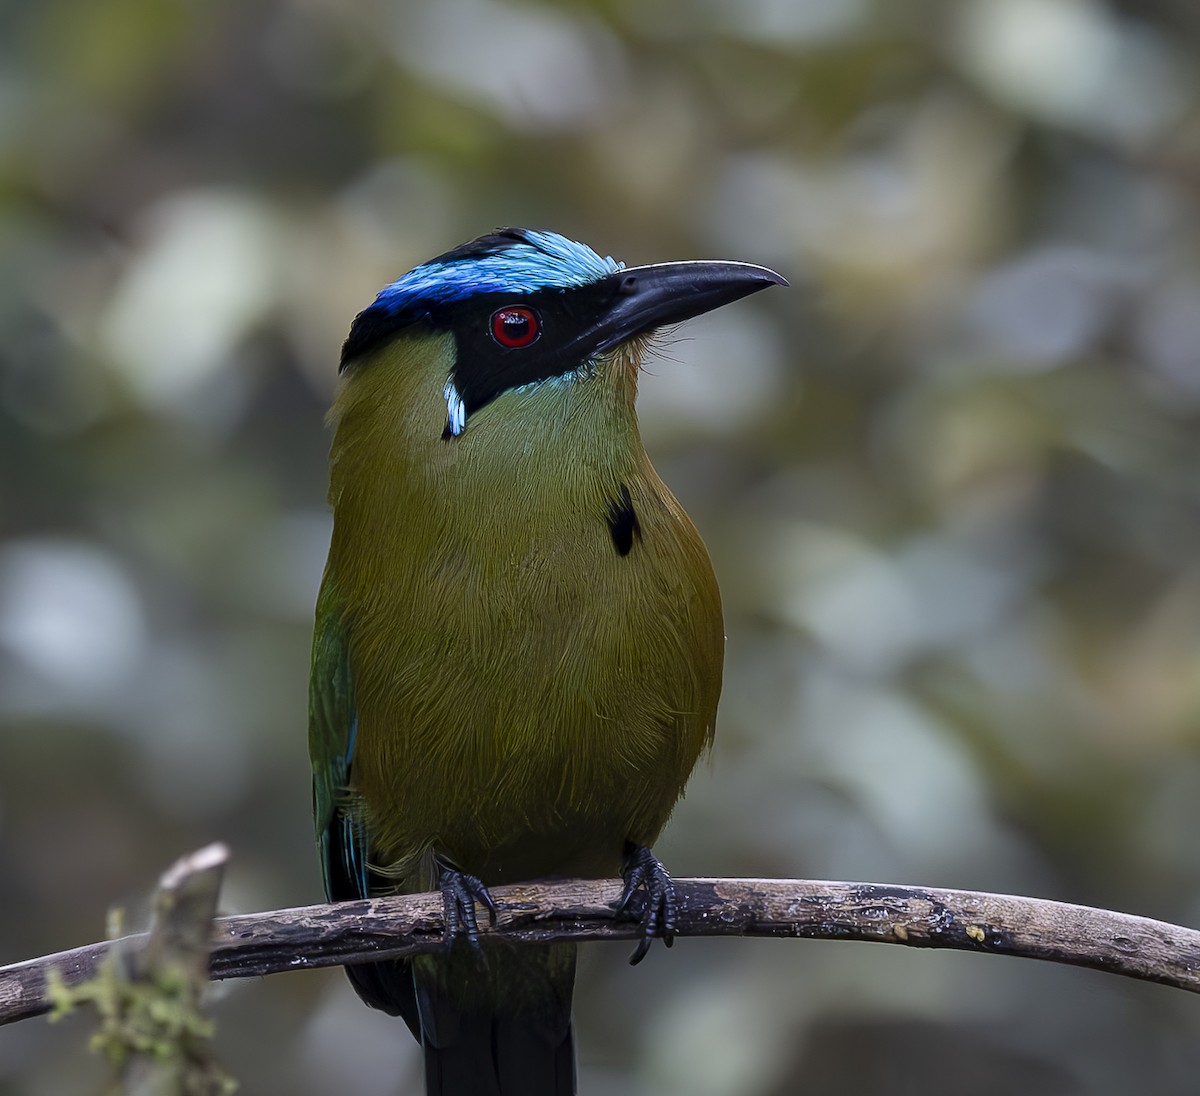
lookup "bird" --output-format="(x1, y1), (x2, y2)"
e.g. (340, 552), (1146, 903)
(309, 227), (785, 1095)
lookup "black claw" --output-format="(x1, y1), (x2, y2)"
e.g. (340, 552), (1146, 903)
(616, 844), (677, 965)
(436, 862), (497, 951)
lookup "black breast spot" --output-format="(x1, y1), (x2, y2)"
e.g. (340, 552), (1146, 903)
(607, 483), (642, 556)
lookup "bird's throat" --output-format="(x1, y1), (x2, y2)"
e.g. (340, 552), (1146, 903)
(328, 336), (648, 582)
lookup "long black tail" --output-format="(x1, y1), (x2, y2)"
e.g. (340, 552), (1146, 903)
(344, 948), (576, 1096)
(422, 1007), (575, 1096)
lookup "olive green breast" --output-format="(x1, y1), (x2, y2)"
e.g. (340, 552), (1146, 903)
(323, 335), (723, 889)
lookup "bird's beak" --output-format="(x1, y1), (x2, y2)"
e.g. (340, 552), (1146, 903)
(589, 260), (788, 354)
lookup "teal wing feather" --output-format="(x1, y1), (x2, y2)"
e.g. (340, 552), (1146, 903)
(308, 582), (368, 901)
(309, 580), (422, 1029)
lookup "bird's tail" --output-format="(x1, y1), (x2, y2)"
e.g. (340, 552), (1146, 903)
(343, 945), (577, 1095)
(415, 942), (576, 1096)
(421, 1008), (576, 1096)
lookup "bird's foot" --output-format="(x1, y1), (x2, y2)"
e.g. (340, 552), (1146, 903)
(436, 861), (497, 951)
(616, 843), (676, 966)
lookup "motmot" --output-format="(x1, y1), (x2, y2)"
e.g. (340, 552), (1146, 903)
(309, 228), (785, 1095)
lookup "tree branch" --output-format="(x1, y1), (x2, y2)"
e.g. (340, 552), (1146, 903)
(4, 873), (1198, 1028)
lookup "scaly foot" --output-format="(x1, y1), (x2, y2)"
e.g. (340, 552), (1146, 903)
(616, 843), (676, 965)
(436, 860), (497, 950)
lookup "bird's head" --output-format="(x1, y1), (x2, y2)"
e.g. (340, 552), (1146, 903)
(337, 228), (785, 443)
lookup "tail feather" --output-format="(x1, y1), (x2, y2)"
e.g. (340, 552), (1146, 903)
(341, 948), (577, 1095)
(344, 959), (422, 1039)
(423, 1010), (576, 1096)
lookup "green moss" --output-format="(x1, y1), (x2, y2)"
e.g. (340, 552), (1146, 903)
(46, 954), (236, 1095)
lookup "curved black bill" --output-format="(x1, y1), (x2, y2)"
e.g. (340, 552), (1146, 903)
(590, 260), (788, 354)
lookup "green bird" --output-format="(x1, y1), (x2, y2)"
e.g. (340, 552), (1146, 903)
(309, 228), (784, 1095)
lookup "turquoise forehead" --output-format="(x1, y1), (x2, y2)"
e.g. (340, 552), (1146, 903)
(373, 231), (625, 314)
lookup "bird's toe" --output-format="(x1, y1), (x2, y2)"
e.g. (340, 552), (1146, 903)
(436, 863), (496, 951)
(617, 844), (676, 965)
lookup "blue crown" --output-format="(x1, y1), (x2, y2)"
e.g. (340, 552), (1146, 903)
(372, 229), (624, 316)
(340, 229), (625, 370)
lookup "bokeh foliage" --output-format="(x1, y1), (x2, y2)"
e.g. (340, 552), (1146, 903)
(3, 0), (1200, 1092)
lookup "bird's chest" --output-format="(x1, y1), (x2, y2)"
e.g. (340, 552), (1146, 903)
(345, 498), (717, 880)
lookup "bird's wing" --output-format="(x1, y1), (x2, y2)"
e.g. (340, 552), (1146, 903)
(308, 583), (368, 901)
(309, 582), (424, 1031)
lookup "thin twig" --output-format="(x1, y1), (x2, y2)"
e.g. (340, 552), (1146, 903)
(3, 876), (1198, 1027)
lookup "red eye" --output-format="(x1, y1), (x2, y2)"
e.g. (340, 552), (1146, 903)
(490, 306), (540, 348)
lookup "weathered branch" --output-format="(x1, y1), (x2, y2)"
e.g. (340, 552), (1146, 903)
(4, 873), (1198, 1028)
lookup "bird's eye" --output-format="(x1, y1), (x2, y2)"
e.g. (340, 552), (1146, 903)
(490, 306), (540, 348)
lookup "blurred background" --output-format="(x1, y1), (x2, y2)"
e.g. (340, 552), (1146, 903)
(3, 0), (1200, 1092)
